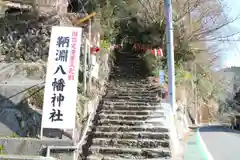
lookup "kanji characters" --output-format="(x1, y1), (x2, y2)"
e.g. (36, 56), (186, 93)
(56, 49), (68, 62)
(68, 31), (78, 80)
(48, 35), (70, 122)
(49, 109), (63, 122)
(52, 78), (65, 92)
(54, 65), (66, 75)
(56, 36), (70, 48)
(51, 93), (65, 107)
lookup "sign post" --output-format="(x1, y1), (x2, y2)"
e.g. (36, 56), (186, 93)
(159, 70), (165, 99)
(164, 0), (176, 113)
(40, 26), (82, 141)
(159, 70), (165, 85)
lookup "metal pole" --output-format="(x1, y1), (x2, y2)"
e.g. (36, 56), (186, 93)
(164, 0), (176, 114)
(83, 36), (87, 94)
(40, 125), (43, 140)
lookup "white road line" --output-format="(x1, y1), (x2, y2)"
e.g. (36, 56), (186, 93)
(197, 128), (214, 160)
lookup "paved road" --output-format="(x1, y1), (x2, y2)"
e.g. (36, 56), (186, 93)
(199, 125), (240, 160)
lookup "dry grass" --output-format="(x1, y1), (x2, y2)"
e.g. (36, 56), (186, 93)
(25, 86), (44, 110)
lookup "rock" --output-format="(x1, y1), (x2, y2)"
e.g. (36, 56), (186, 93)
(0, 12), (60, 63)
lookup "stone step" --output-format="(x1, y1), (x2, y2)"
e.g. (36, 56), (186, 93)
(107, 85), (154, 90)
(95, 125), (169, 132)
(88, 146), (171, 158)
(87, 153), (171, 160)
(114, 65), (142, 68)
(105, 94), (159, 99)
(98, 119), (165, 126)
(116, 55), (141, 59)
(116, 63), (142, 66)
(86, 154), (129, 160)
(102, 105), (163, 111)
(108, 82), (154, 86)
(110, 79), (150, 84)
(99, 114), (166, 121)
(117, 56), (141, 60)
(105, 91), (159, 95)
(116, 60), (141, 63)
(81, 60), (173, 159)
(100, 110), (165, 116)
(116, 59), (142, 63)
(115, 64), (142, 68)
(117, 55), (141, 59)
(115, 63), (142, 66)
(113, 68), (142, 73)
(103, 99), (160, 103)
(116, 64), (142, 67)
(108, 87), (158, 91)
(0, 155), (56, 160)
(112, 71), (142, 75)
(105, 92), (158, 97)
(109, 79), (149, 84)
(112, 65), (142, 69)
(115, 56), (142, 60)
(92, 138), (170, 148)
(110, 72), (143, 77)
(113, 66), (143, 70)
(105, 90), (158, 96)
(107, 86), (160, 91)
(103, 101), (161, 105)
(116, 55), (142, 59)
(0, 138), (73, 156)
(107, 84), (160, 88)
(116, 63), (142, 67)
(103, 97), (159, 102)
(115, 65), (142, 69)
(107, 85), (155, 90)
(117, 58), (141, 62)
(106, 89), (160, 94)
(110, 75), (144, 80)
(117, 52), (140, 55)
(92, 131), (169, 140)
(113, 64), (142, 68)
(104, 95), (159, 99)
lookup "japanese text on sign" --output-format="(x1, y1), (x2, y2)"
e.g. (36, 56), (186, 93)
(41, 26), (82, 129)
(68, 31), (78, 80)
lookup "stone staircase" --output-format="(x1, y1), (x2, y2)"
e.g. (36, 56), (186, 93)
(80, 52), (172, 159)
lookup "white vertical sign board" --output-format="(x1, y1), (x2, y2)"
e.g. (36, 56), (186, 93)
(159, 70), (165, 85)
(41, 26), (82, 130)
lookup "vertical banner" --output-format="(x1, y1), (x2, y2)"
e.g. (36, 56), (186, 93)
(160, 70), (165, 85)
(41, 26), (82, 130)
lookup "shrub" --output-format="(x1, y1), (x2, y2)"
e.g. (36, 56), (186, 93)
(25, 87), (44, 110)
(142, 51), (162, 77)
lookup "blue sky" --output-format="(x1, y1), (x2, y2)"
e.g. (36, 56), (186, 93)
(221, 0), (240, 67)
